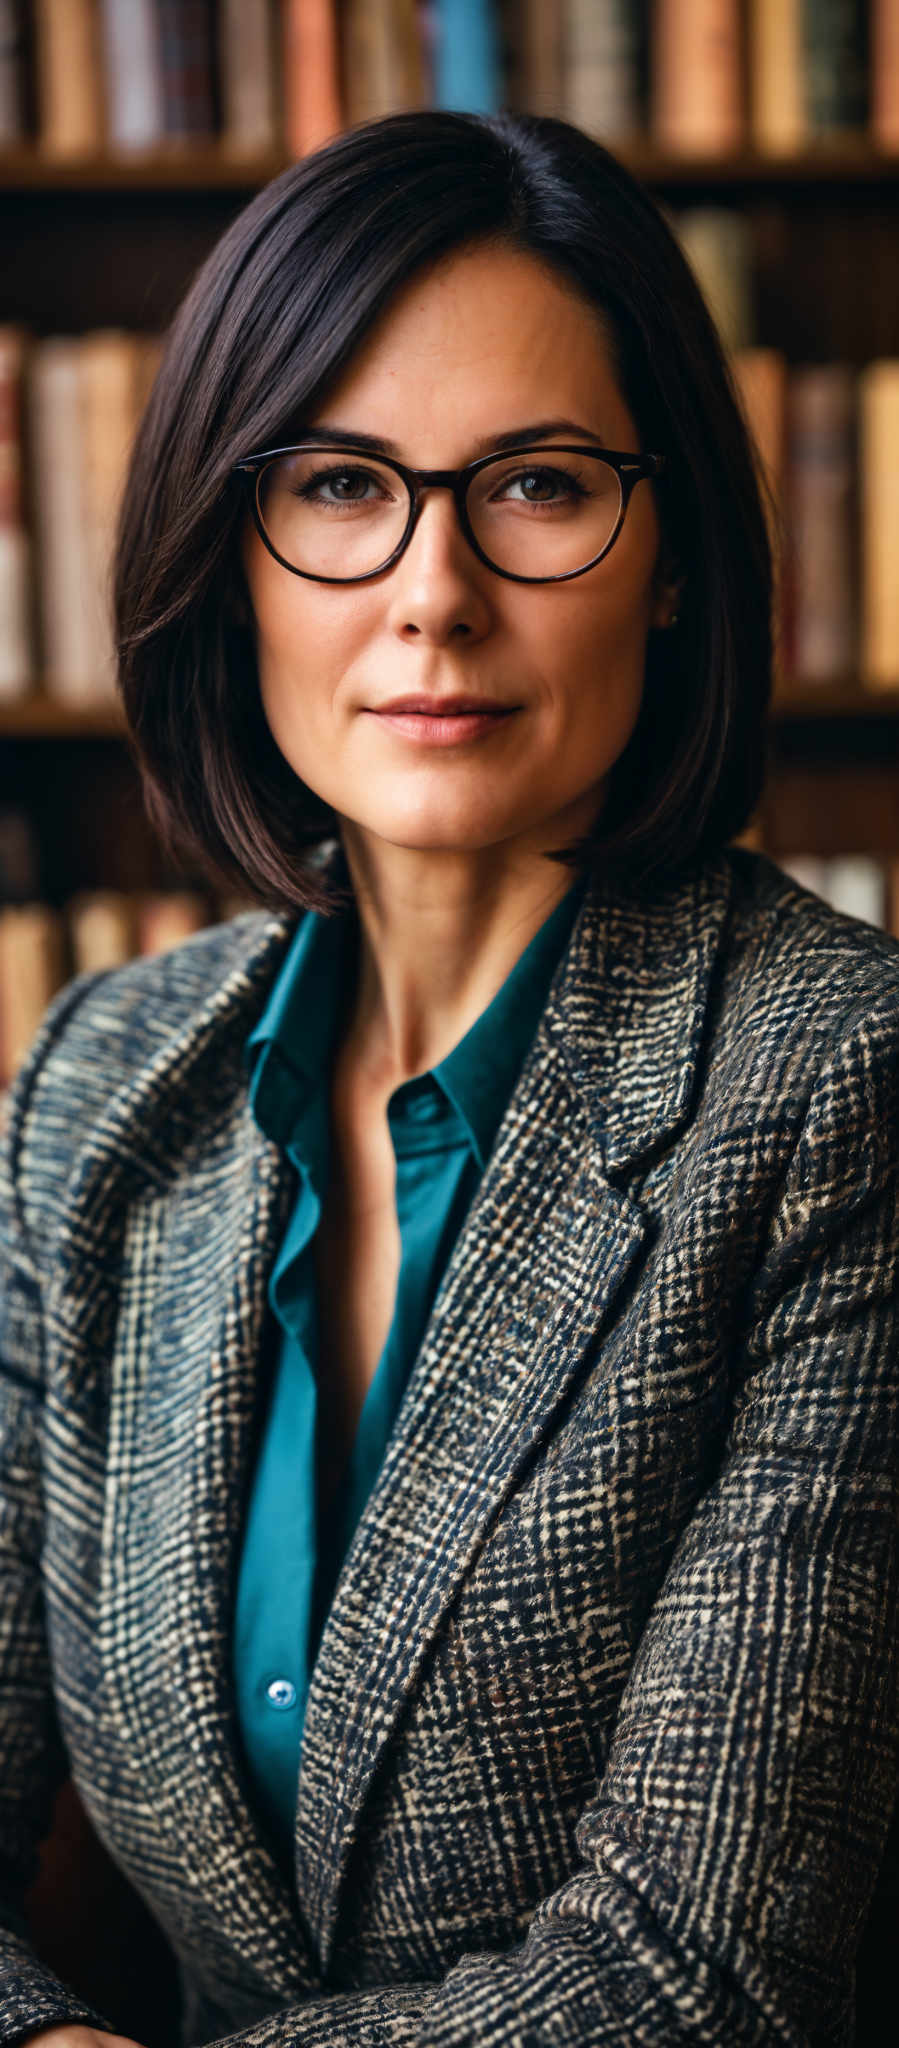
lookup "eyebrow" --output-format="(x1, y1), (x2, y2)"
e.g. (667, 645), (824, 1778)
(292, 418), (607, 460)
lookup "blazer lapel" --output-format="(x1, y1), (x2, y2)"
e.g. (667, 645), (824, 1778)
(294, 851), (735, 1971)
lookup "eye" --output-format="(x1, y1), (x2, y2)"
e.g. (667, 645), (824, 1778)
(295, 463), (391, 504)
(492, 465), (589, 505)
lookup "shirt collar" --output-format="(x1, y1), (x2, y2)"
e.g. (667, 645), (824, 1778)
(244, 872), (587, 1167)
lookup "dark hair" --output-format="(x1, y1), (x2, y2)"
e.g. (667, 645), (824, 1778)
(114, 108), (775, 914)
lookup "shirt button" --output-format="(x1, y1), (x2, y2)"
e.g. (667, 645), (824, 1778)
(265, 1677), (297, 1710)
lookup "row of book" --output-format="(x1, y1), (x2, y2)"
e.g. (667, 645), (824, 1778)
(1, 850), (897, 1092)
(1, 2), (897, 163)
(2, 316), (898, 704)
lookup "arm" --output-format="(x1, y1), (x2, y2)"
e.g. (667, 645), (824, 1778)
(197, 986), (899, 2048)
(0, 984), (119, 2047)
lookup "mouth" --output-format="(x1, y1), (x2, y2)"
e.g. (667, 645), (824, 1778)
(366, 696), (520, 747)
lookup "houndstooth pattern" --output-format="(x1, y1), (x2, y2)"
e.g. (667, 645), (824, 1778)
(1, 845), (898, 2048)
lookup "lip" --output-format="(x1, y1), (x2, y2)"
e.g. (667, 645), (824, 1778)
(366, 696), (520, 748)
(372, 696), (516, 715)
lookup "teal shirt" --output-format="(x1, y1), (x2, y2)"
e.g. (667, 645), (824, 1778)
(234, 873), (586, 1865)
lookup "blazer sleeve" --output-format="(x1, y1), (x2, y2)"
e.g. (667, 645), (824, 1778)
(194, 982), (899, 2048)
(0, 981), (117, 2046)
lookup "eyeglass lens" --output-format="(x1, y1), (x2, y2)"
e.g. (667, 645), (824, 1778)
(255, 448), (625, 579)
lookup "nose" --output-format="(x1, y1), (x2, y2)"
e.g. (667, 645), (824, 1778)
(382, 485), (493, 644)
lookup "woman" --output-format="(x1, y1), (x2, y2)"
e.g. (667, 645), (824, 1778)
(2, 109), (897, 2048)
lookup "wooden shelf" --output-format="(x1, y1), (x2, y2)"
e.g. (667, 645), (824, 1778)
(0, 698), (128, 736)
(772, 685), (899, 717)
(2, 141), (899, 193)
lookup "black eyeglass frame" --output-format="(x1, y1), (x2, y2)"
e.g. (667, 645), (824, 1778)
(232, 441), (668, 586)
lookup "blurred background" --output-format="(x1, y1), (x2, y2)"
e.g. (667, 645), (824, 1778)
(2, 1), (898, 1104)
(1, 6), (898, 2039)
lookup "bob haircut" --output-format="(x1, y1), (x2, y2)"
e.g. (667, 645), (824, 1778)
(114, 108), (776, 915)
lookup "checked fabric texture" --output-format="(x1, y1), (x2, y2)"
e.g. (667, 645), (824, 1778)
(1, 844), (898, 2048)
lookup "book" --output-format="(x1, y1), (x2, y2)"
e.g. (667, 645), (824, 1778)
(0, 0), (26, 144)
(27, 338), (97, 703)
(0, 902), (66, 1087)
(219, 0), (278, 155)
(824, 854), (887, 927)
(787, 365), (857, 685)
(33, 0), (103, 156)
(801, 0), (868, 137)
(731, 346), (789, 682)
(156, 0), (217, 143)
(431, 0), (501, 114)
(563, 0), (644, 145)
(859, 358), (899, 691)
(673, 208), (755, 352)
(748, 0), (805, 153)
(342, 0), (427, 123)
(69, 889), (136, 972)
(79, 330), (143, 701)
(872, 0), (899, 150)
(0, 326), (33, 701)
(652, 0), (745, 155)
(0, 806), (40, 904)
(99, 0), (165, 150)
(135, 891), (211, 954)
(514, 0), (565, 117)
(283, 0), (341, 157)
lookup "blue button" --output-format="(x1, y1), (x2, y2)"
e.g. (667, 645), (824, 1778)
(265, 1677), (297, 1710)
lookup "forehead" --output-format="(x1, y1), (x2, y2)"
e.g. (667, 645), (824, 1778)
(309, 243), (629, 445)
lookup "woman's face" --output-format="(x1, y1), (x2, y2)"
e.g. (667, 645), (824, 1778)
(242, 242), (677, 865)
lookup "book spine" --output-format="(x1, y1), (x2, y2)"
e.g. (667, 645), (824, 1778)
(872, 0), (899, 150)
(283, 0), (341, 158)
(27, 339), (97, 703)
(563, 0), (643, 144)
(800, 0), (868, 135)
(652, 0), (745, 154)
(731, 346), (789, 684)
(0, 326), (33, 701)
(859, 358), (899, 690)
(69, 890), (136, 971)
(518, 0), (565, 116)
(673, 207), (754, 353)
(0, 903), (66, 1087)
(156, 0), (216, 141)
(0, 0), (27, 142)
(99, 0), (164, 149)
(219, 0), (277, 154)
(787, 365), (857, 684)
(749, 0), (806, 152)
(34, 0), (103, 156)
(136, 891), (210, 954)
(431, 0), (501, 113)
(79, 331), (141, 702)
(824, 855), (887, 927)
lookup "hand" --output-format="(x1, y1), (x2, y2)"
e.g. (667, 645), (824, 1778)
(19, 2030), (147, 2048)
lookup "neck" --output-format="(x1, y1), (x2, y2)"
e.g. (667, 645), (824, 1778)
(337, 827), (586, 1087)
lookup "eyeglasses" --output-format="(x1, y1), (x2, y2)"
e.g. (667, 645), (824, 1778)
(232, 441), (667, 585)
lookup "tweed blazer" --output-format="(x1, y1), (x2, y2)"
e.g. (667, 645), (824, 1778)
(1, 844), (898, 2048)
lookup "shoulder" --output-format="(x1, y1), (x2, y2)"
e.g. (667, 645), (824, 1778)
(1, 906), (299, 1189)
(714, 845), (899, 1039)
